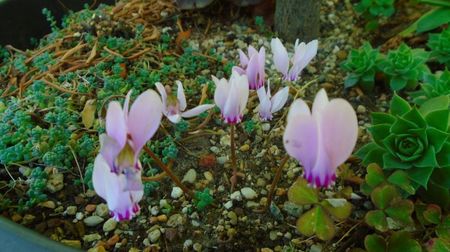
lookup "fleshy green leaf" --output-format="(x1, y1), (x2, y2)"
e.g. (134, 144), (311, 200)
(426, 127), (449, 153)
(365, 210), (388, 232)
(371, 184), (399, 210)
(296, 206), (335, 241)
(416, 7), (450, 33)
(371, 112), (396, 124)
(408, 166), (434, 189)
(383, 153), (412, 170)
(390, 77), (408, 91)
(369, 125), (391, 145)
(365, 234), (387, 252)
(420, 95), (450, 116)
(426, 109), (449, 132)
(390, 94), (411, 116)
(288, 178), (319, 205)
(437, 215), (450, 240)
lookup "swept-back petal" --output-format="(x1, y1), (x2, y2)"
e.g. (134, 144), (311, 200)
(127, 90), (163, 154)
(182, 104), (215, 118)
(155, 82), (167, 107)
(258, 47), (266, 85)
(223, 78), (241, 123)
(289, 39), (318, 81)
(92, 154), (112, 201)
(319, 99), (358, 169)
(270, 86), (289, 113)
(271, 38), (289, 77)
(257, 85), (272, 120)
(232, 66), (246, 75)
(287, 99), (311, 123)
(246, 54), (260, 89)
(176, 80), (187, 111)
(99, 134), (122, 172)
(213, 75), (230, 111)
(238, 49), (249, 67)
(106, 101), (127, 149)
(283, 111), (319, 175)
(248, 45), (258, 58)
(235, 73), (249, 115)
(312, 88), (329, 117)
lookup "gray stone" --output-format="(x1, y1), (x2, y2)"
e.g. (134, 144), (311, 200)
(95, 203), (109, 217)
(240, 187), (257, 200)
(148, 229), (161, 243)
(171, 187), (183, 199)
(182, 169), (197, 184)
(82, 233), (101, 242)
(167, 214), (185, 227)
(66, 206), (77, 216)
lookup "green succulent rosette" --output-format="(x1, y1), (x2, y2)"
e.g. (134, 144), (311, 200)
(341, 42), (380, 91)
(428, 27), (450, 68)
(357, 94), (450, 190)
(411, 69), (450, 105)
(378, 43), (430, 91)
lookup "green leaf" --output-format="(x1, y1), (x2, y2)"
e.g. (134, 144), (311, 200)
(428, 238), (450, 252)
(387, 170), (416, 195)
(436, 143), (450, 167)
(390, 94), (411, 116)
(385, 199), (414, 224)
(369, 125), (391, 145)
(420, 95), (450, 116)
(415, 147), (439, 168)
(366, 163), (385, 188)
(322, 199), (353, 221)
(371, 184), (399, 210)
(426, 127), (449, 153)
(436, 215), (450, 239)
(371, 112), (396, 124)
(402, 108), (427, 128)
(417, 7), (450, 33)
(365, 210), (388, 232)
(426, 109), (450, 132)
(423, 204), (442, 224)
(408, 166), (434, 189)
(383, 153), (412, 170)
(390, 77), (408, 91)
(365, 234), (387, 252)
(344, 74), (359, 88)
(288, 178), (319, 205)
(387, 232), (422, 252)
(356, 143), (385, 166)
(296, 206), (335, 241)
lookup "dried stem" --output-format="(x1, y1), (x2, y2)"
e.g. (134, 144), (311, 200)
(143, 146), (194, 198)
(230, 124), (237, 191)
(265, 155), (290, 211)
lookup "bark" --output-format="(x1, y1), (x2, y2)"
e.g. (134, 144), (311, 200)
(274, 0), (320, 42)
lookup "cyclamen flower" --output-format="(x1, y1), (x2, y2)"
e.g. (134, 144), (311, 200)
(283, 89), (358, 187)
(155, 81), (214, 123)
(93, 90), (163, 221)
(271, 38), (318, 81)
(257, 80), (289, 121)
(213, 71), (249, 124)
(233, 46), (266, 89)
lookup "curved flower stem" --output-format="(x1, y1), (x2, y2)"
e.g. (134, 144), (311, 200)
(265, 155), (290, 211)
(143, 146), (194, 198)
(230, 124), (238, 191)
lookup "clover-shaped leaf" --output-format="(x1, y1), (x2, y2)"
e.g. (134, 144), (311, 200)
(366, 163), (385, 188)
(423, 204), (442, 224)
(288, 178), (319, 205)
(322, 198), (353, 221)
(387, 231), (422, 252)
(365, 234), (386, 252)
(385, 199), (414, 225)
(371, 184), (399, 210)
(296, 206), (335, 241)
(436, 215), (450, 240)
(365, 210), (388, 232)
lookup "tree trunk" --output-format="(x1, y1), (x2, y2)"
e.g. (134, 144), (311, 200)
(274, 0), (320, 42)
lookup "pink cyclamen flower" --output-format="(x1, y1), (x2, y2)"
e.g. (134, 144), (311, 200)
(93, 89), (163, 221)
(213, 71), (249, 124)
(257, 80), (289, 121)
(155, 81), (214, 124)
(271, 38), (318, 81)
(233, 45), (265, 90)
(283, 89), (358, 187)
